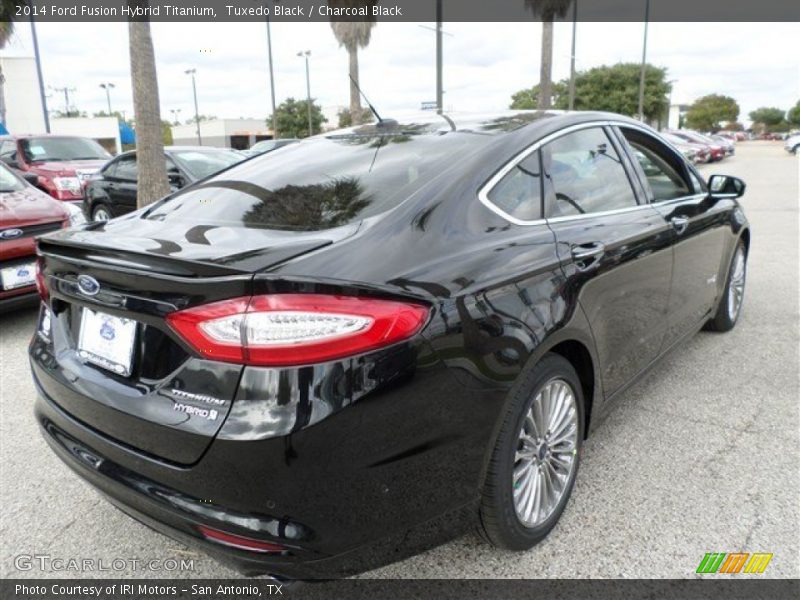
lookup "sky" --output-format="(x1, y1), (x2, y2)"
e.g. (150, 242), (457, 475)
(2, 20), (799, 127)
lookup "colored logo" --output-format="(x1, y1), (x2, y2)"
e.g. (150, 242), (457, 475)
(697, 552), (773, 574)
(0, 228), (23, 239)
(100, 321), (116, 341)
(77, 274), (100, 296)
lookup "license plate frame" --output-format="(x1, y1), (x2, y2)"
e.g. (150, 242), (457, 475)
(0, 261), (37, 290)
(77, 308), (137, 377)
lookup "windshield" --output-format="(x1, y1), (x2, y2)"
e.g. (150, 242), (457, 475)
(171, 149), (244, 180)
(20, 137), (111, 162)
(145, 129), (487, 232)
(0, 164), (24, 193)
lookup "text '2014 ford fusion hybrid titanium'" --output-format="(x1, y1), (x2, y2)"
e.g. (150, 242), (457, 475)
(30, 111), (749, 579)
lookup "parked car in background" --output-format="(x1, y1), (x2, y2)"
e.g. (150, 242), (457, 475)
(242, 138), (299, 157)
(662, 132), (709, 163)
(84, 146), (246, 221)
(667, 130), (726, 162)
(0, 134), (111, 202)
(0, 162), (84, 310)
(32, 111), (750, 579)
(784, 134), (800, 154)
(710, 135), (736, 156)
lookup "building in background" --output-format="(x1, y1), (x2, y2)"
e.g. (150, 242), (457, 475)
(171, 118), (271, 149)
(0, 57), (47, 133)
(50, 117), (121, 154)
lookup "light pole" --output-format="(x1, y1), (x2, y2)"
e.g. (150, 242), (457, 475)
(297, 51), (312, 137)
(266, 15), (278, 138)
(170, 108), (182, 126)
(185, 68), (202, 145)
(30, 16), (50, 132)
(99, 82), (115, 115)
(568, 0), (578, 111)
(637, 0), (650, 122)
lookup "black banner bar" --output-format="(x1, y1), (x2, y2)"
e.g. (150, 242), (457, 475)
(3, 579), (800, 600)
(5, 0), (800, 23)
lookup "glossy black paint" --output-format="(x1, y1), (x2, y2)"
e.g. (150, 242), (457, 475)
(30, 111), (749, 578)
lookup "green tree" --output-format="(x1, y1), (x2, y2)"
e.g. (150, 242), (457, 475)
(511, 63), (671, 121)
(685, 94), (740, 132)
(328, 1), (377, 125)
(524, 0), (573, 110)
(787, 100), (800, 127)
(183, 114), (216, 125)
(510, 82), (568, 109)
(337, 107), (374, 128)
(749, 107), (785, 127)
(269, 98), (327, 139)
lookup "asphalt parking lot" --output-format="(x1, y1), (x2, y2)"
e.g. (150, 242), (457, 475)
(0, 142), (797, 580)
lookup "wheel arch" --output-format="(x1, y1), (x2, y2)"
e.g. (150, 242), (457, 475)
(547, 339), (596, 439)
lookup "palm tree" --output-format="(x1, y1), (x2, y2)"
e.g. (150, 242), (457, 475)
(128, 14), (169, 207)
(0, 3), (16, 128)
(525, 0), (573, 110)
(328, 1), (377, 125)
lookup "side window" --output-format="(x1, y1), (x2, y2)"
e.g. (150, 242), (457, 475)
(619, 127), (693, 203)
(542, 127), (638, 217)
(486, 150), (542, 221)
(0, 140), (17, 160)
(113, 156), (138, 181)
(629, 144), (690, 201)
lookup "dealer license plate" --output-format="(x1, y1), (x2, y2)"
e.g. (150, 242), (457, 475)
(77, 308), (137, 376)
(0, 261), (36, 290)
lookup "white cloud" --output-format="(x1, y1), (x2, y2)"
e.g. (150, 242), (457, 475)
(3, 21), (799, 126)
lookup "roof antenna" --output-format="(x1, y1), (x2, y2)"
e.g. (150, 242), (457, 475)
(349, 75), (396, 127)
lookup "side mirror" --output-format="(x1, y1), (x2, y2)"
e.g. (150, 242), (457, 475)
(708, 174), (745, 198)
(22, 172), (39, 186)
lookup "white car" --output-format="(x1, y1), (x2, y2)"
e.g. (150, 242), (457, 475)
(785, 134), (800, 154)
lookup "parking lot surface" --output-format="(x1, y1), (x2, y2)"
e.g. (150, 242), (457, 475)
(1, 142), (797, 579)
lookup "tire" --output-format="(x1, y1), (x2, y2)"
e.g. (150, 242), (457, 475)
(705, 240), (747, 332)
(91, 203), (113, 222)
(478, 353), (584, 551)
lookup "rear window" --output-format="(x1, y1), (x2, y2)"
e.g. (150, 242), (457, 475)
(144, 132), (485, 231)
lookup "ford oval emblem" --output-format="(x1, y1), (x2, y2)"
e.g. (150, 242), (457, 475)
(77, 274), (100, 296)
(0, 228), (23, 240)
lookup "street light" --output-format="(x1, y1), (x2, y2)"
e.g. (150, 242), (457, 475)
(185, 68), (202, 145)
(265, 14), (278, 138)
(99, 82), (115, 115)
(49, 85), (76, 117)
(297, 50), (312, 137)
(637, 0), (651, 122)
(170, 108), (182, 126)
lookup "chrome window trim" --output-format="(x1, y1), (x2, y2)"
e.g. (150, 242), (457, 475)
(478, 119), (711, 226)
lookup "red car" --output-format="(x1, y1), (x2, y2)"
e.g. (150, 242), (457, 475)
(0, 162), (72, 310)
(666, 130), (726, 162)
(0, 134), (111, 202)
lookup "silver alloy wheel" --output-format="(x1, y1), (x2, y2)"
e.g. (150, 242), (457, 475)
(727, 247), (746, 321)
(93, 207), (111, 222)
(512, 378), (579, 528)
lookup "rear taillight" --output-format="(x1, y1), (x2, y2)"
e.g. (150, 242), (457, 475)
(166, 294), (429, 366)
(197, 525), (287, 554)
(35, 256), (48, 301)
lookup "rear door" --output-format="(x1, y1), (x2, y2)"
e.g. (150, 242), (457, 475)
(542, 125), (674, 397)
(107, 153), (139, 212)
(615, 125), (729, 350)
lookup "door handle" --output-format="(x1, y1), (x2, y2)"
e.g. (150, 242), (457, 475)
(571, 242), (605, 269)
(671, 216), (690, 235)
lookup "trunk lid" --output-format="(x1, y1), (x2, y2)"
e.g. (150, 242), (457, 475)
(33, 219), (355, 464)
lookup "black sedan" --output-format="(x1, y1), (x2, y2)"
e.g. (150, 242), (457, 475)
(31, 111), (749, 579)
(83, 146), (245, 221)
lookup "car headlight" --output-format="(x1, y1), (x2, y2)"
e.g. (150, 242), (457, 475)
(63, 202), (87, 227)
(52, 176), (82, 193)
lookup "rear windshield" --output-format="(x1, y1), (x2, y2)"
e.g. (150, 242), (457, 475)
(171, 149), (244, 179)
(144, 131), (485, 231)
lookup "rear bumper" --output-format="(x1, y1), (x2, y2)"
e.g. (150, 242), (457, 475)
(31, 342), (493, 578)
